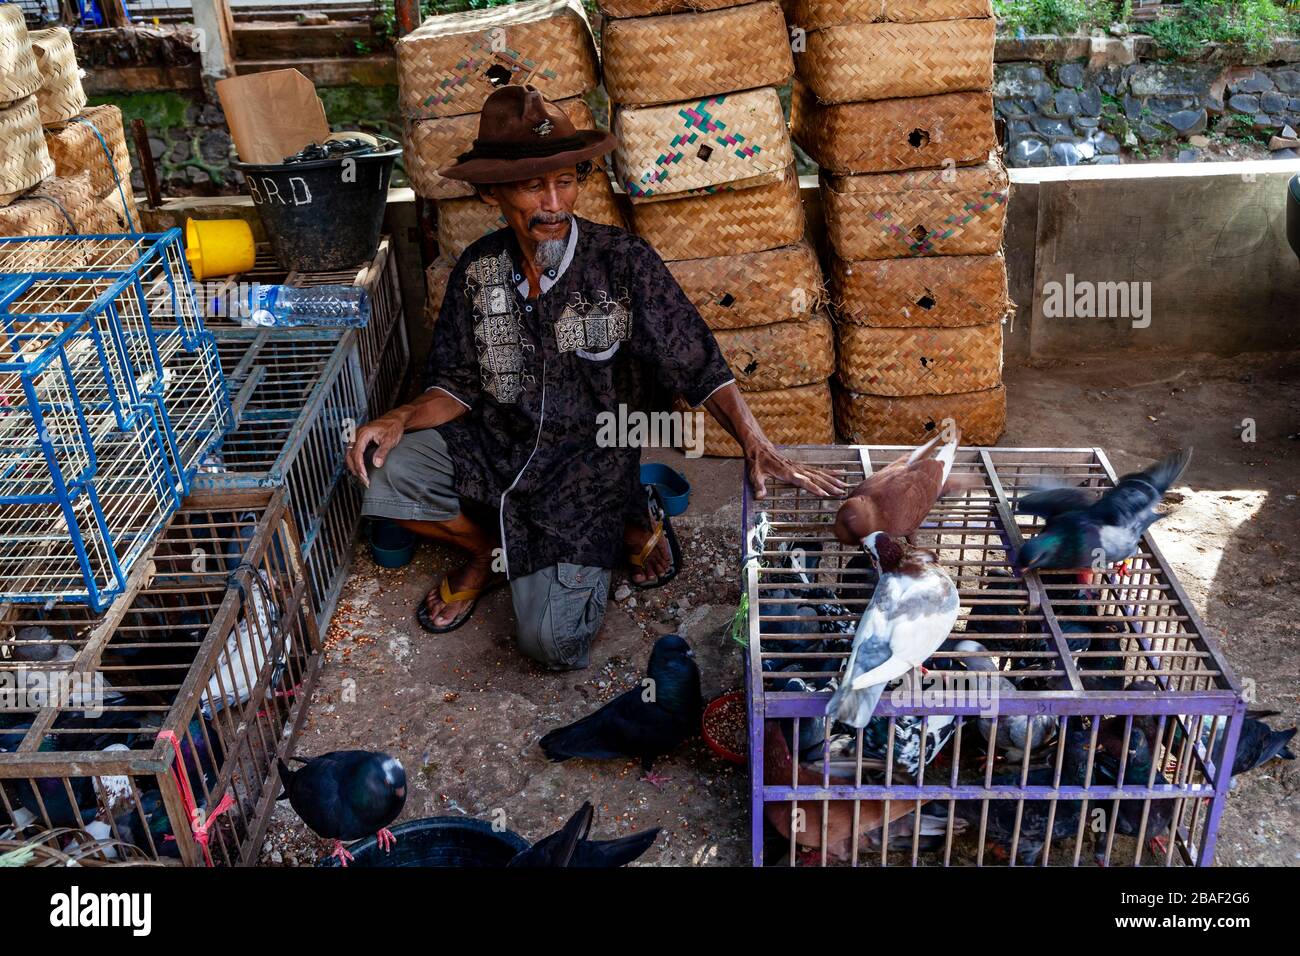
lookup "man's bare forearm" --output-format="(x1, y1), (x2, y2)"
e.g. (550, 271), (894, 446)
(386, 388), (471, 432)
(702, 382), (769, 455)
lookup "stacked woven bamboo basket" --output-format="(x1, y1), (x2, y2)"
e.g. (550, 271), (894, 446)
(398, 0), (621, 320)
(0, 14), (140, 239)
(601, 0), (834, 456)
(790, 0), (1010, 445)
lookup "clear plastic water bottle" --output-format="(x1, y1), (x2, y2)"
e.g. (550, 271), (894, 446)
(245, 284), (371, 328)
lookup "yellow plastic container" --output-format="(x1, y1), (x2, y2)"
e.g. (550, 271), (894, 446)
(184, 217), (255, 280)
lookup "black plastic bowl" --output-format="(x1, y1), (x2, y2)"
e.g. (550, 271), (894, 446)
(234, 140), (401, 272)
(316, 817), (530, 867)
(1287, 174), (1299, 262)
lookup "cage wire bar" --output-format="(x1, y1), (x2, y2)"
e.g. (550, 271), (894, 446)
(193, 329), (367, 634)
(744, 445), (1245, 868)
(0, 232), (231, 609)
(0, 487), (321, 865)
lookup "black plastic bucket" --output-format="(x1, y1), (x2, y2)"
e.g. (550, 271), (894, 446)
(1288, 174), (1299, 262)
(234, 140), (401, 272)
(315, 817), (530, 867)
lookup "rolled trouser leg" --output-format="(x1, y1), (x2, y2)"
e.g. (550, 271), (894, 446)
(510, 563), (611, 671)
(360, 426), (461, 523)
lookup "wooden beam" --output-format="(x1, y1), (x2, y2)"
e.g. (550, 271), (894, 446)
(234, 21), (375, 60)
(99, 0), (131, 29)
(395, 0), (421, 36)
(191, 0), (237, 79)
(234, 55), (396, 88)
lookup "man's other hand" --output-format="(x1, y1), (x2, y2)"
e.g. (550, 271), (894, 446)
(346, 415), (406, 488)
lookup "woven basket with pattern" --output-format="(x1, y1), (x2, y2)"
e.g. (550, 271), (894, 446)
(832, 252), (1010, 328)
(632, 163), (804, 260)
(678, 380), (835, 456)
(836, 321), (1002, 396)
(0, 97), (54, 205)
(1, 169), (95, 236)
(0, 6), (41, 108)
(823, 155), (1007, 261)
(436, 168), (624, 259)
(75, 182), (139, 234)
(44, 104), (133, 202)
(425, 257), (455, 327)
(795, 17), (994, 103)
(406, 96), (597, 200)
(791, 81), (996, 175)
(602, 2), (793, 107)
(614, 87), (793, 201)
(396, 0), (599, 119)
(667, 240), (823, 329)
(834, 382), (1005, 446)
(713, 311), (834, 391)
(29, 28), (85, 127)
(599, 0), (744, 16)
(791, 0), (991, 30)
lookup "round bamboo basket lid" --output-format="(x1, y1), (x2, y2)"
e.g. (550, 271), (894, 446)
(435, 167), (624, 259)
(43, 104), (133, 201)
(614, 86), (793, 201)
(667, 239), (823, 329)
(405, 96), (598, 200)
(0, 96), (54, 205)
(602, 2), (793, 107)
(395, 0), (599, 119)
(679, 379), (835, 456)
(832, 252), (1011, 328)
(794, 16), (994, 104)
(791, 0), (992, 31)
(836, 320), (1003, 396)
(0, 6), (41, 108)
(835, 382), (1005, 446)
(632, 163), (804, 260)
(823, 155), (1007, 261)
(713, 311), (834, 391)
(29, 28), (86, 127)
(599, 0), (744, 17)
(791, 80), (996, 176)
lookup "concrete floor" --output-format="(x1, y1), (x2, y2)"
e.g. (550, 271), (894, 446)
(261, 349), (1300, 866)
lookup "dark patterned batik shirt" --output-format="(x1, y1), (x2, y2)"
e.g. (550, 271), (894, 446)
(424, 216), (735, 579)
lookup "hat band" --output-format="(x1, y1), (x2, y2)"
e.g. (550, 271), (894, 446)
(460, 134), (591, 162)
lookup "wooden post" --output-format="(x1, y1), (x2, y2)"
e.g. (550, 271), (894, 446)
(191, 0), (236, 80)
(395, 0), (421, 37)
(99, 0), (131, 28)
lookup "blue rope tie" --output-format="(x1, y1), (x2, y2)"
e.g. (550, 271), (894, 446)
(69, 116), (138, 233)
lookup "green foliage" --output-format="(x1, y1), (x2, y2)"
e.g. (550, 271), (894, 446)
(1145, 0), (1300, 57)
(992, 0), (1117, 35)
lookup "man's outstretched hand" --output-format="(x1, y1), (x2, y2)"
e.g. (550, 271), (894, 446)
(746, 441), (847, 500)
(345, 414), (406, 488)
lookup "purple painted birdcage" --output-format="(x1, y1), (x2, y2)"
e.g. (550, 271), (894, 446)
(743, 445), (1245, 867)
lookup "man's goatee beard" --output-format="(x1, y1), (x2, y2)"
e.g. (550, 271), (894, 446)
(536, 236), (567, 271)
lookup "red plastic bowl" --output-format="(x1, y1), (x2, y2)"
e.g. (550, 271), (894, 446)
(701, 691), (747, 765)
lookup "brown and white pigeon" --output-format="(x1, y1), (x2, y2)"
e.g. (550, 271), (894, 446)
(831, 428), (978, 546)
(826, 533), (960, 729)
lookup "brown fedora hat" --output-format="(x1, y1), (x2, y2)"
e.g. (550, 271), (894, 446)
(440, 85), (618, 184)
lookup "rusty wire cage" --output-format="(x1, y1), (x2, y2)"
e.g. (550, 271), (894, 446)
(745, 445), (1245, 868)
(193, 330), (367, 634)
(0, 487), (321, 865)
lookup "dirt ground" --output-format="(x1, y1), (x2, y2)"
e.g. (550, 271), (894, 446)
(261, 349), (1300, 867)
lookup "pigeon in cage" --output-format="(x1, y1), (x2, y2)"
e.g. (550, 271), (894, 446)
(278, 750), (407, 867)
(760, 591), (854, 681)
(507, 801), (661, 868)
(951, 640), (1057, 761)
(1013, 449), (1193, 575)
(1092, 718), (1176, 860)
(201, 569), (287, 718)
(826, 534), (960, 730)
(1078, 630), (1129, 692)
(112, 789), (184, 859)
(856, 711), (958, 777)
(778, 677), (830, 762)
(831, 427), (979, 546)
(836, 550), (879, 605)
(955, 722), (1096, 866)
(539, 635), (701, 788)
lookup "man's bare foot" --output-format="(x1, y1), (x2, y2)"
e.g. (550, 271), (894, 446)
(625, 521), (672, 586)
(422, 555), (501, 628)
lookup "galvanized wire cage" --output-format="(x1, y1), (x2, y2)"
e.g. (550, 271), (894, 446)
(0, 488), (321, 866)
(745, 445), (1245, 867)
(194, 330), (367, 634)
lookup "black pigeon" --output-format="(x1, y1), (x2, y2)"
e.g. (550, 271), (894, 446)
(507, 801), (660, 867)
(277, 750), (406, 866)
(1226, 711), (1297, 777)
(538, 634), (701, 787)
(1014, 449), (1192, 572)
(1093, 718), (1176, 861)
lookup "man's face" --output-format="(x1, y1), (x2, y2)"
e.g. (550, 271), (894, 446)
(481, 167), (579, 247)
